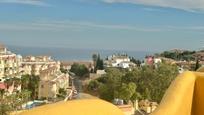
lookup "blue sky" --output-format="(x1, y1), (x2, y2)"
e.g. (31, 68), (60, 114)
(0, 0), (204, 52)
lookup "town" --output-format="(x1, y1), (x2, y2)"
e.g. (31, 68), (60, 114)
(1, 43), (203, 115)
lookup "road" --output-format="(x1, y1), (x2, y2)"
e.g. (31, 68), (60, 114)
(72, 76), (96, 99)
(72, 76), (83, 99)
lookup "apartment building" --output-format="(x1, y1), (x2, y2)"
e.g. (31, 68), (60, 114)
(21, 55), (69, 99)
(38, 66), (69, 99)
(21, 56), (60, 75)
(0, 44), (22, 81)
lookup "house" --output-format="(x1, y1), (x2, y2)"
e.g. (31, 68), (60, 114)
(154, 58), (162, 64)
(145, 56), (154, 65)
(105, 54), (136, 69)
(138, 100), (158, 114)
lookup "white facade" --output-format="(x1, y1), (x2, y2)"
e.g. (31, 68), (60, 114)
(154, 58), (162, 64)
(106, 55), (133, 68)
(21, 56), (60, 76)
(0, 47), (22, 79)
(118, 62), (130, 69)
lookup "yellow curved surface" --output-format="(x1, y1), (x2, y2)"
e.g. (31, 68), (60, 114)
(151, 70), (204, 115)
(19, 99), (124, 115)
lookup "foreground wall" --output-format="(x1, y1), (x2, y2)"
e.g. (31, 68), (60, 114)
(19, 99), (124, 115)
(151, 69), (204, 115)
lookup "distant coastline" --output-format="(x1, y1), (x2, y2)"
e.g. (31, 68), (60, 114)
(8, 45), (155, 61)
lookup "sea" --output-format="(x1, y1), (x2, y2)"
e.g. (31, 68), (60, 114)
(8, 45), (155, 61)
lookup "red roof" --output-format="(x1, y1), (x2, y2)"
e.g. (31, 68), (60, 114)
(0, 83), (6, 89)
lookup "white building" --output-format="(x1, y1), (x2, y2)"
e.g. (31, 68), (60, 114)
(0, 44), (22, 81)
(154, 58), (162, 64)
(118, 62), (130, 69)
(105, 54), (135, 69)
(21, 56), (60, 76)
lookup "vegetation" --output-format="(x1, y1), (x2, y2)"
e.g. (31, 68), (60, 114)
(194, 59), (201, 71)
(21, 74), (40, 100)
(70, 63), (89, 78)
(87, 63), (178, 103)
(129, 57), (141, 66)
(92, 54), (104, 72)
(160, 50), (196, 61)
(0, 90), (31, 115)
(4, 77), (21, 88)
(57, 88), (67, 98)
(60, 68), (68, 74)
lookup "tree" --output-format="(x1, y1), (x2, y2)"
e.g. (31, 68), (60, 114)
(195, 59), (201, 71)
(130, 57), (141, 66)
(28, 75), (40, 99)
(92, 54), (104, 72)
(96, 54), (104, 70)
(21, 75), (40, 99)
(115, 82), (136, 103)
(57, 88), (67, 98)
(87, 80), (101, 91)
(70, 63), (89, 78)
(136, 63), (178, 102)
(60, 68), (68, 74)
(92, 54), (98, 67)
(160, 50), (196, 61)
(98, 84), (114, 102)
(21, 75), (30, 90)
(97, 68), (123, 101)
(0, 90), (31, 115)
(0, 101), (11, 115)
(87, 63), (178, 103)
(121, 70), (140, 84)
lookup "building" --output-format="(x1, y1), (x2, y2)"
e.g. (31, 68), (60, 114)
(21, 56), (60, 76)
(0, 44), (22, 81)
(138, 100), (158, 114)
(105, 54), (136, 69)
(21, 55), (69, 99)
(38, 66), (69, 99)
(61, 61), (93, 71)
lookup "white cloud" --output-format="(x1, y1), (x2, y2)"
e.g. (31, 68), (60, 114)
(0, 20), (163, 32)
(101, 0), (204, 12)
(0, 0), (49, 6)
(2, 20), (204, 33)
(167, 25), (204, 31)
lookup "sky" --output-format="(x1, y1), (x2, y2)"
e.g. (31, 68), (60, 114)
(0, 0), (204, 52)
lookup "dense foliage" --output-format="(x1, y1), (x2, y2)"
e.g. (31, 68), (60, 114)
(160, 50), (196, 61)
(70, 63), (90, 78)
(60, 68), (68, 74)
(92, 54), (104, 72)
(129, 57), (141, 66)
(87, 63), (178, 103)
(0, 90), (31, 115)
(21, 75), (40, 99)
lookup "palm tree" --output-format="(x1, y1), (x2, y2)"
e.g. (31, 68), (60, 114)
(21, 75), (30, 90)
(21, 74), (40, 99)
(28, 75), (40, 99)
